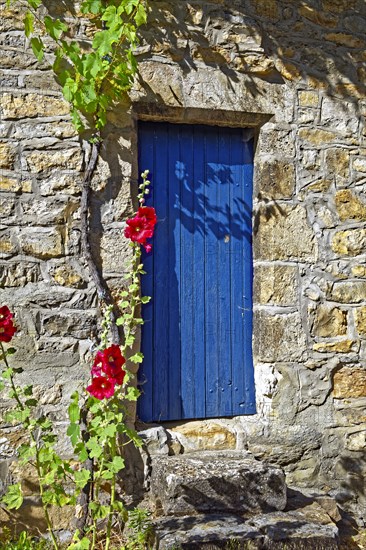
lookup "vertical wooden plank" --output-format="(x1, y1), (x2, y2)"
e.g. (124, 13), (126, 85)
(179, 125), (195, 418)
(241, 137), (256, 413)
(167, 123), (182, 420)
(151, 123), (170, 421)
(217, 127), (233, 416)
(204, 126), (220, 417)
(192, 126), (206, 419)
(230, 132), (255, 414)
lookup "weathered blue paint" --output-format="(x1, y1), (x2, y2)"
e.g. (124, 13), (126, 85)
(137, 122), (256, 422)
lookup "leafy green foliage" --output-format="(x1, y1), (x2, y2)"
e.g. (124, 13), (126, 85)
(8, 0), (148, 132)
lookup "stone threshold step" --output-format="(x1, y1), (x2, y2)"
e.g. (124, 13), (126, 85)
(154, 512), (339, 549)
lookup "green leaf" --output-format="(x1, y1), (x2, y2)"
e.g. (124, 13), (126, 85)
(68, 401), (80, 424)
(44, 16), (68, 40)
(125, 334), (135, 347)
(24, 11), (34, 37)
(116, 317), (124, 326)
(89, 502), (110, 519)
(2, 483), (23, 510)
(92, 30), (114, 57)
(110, 455), (125, 473)
(81, 0), (102, 14)
(1, 367), (13, 380)
(141, 296), (151, 304)
(125, 386), (140, 401)
(5, 408), (30, 423)
(129, 352), (143, 364)
(74, 469), (91, 489)
(6, 347), (16, 356)
(101, 424), (117, 439)
(86, 438), (103, 459)
(27, 0), (41, 8)
(135, 3), (147, 26)
(30, 37), (44, 61)
(67, 422), (80, 446)
(23, 385), (33, 396)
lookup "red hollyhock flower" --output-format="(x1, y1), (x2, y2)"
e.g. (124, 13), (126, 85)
(124, 216), (154, 244)
(0, 306), (13, 324)
(0, 306), (16, 343)
(102, 344), (126, 386)
(91, 351), (104, 377)
(86, 376), (115, 400)
(137, 206), (157, 228)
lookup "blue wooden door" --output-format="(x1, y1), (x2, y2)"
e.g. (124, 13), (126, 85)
(137, 122), (255, 422)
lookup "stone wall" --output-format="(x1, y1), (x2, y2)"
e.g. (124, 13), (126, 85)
(1, 0), (366, 528)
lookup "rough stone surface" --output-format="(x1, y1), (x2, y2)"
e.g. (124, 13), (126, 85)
(168, 421), (237, 452)
(312, 306), (347, 337)
(154, 510), (339, 549)
(355, 306), (366, 336)
(332, 229), (366, 256)
(150, 451), (286, 517)
(254, 265), (298, 306)
(333, 367), (366, 398)
(254, 205), (317, 261)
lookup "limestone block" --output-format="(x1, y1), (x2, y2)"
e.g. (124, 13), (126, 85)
(325, 149), (350, 180)
(322, 0), (356, 12)
(355, 307), (366, 336)
(313, 340), (358, 353)
(253, 0), (280, 19)
(24, 149), (82, 173)
(0, 175), (30, 193)
(255, 158), (295, 199)
(324, 33), (365, 49)
(0, 232), (17, 256)
(352, 265), (366, 277)
(0, 93), (69, 119)
(18, 227), (63, 259)
(154, 510), (339, 550)
(38, 173), (82, 196)
(254, 204), (316, 261)
(346, 431), (366, 451)
(0, 195), (16, 217)
(321, 98), (359, 134)
(301, 179), (332, 196)
(298, 91), (319, 107)
(254, 311), (306, 362)
(0, 262), (41, 287)
(254, 264), (298, 306)
(333, 367), (366, 398)
(312, 306), (347, 337)
(0, 143), (16, 169)
(13, 121), (77, 140)
(257, 128), (295, 158)
(41, 312), (96, 339)
(332, 229), (366, 256)
(150, 451), (286, 517)
(299, 6), (337, 28)
(328, 281), (366, 303)
(19, 197), (78, 226)
(335, 190), (366, 222)
(169, 421), (236, 451)
(298, 128), (337, 146)
(344, 15), (366, 34)
(48, 263), (84, 288)
(353, 158), (366, 173)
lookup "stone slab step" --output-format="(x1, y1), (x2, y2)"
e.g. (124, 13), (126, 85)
(150, 451), (287, 517)
(154, 512), (339, 549)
